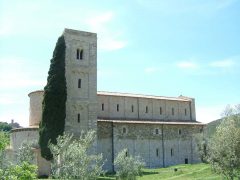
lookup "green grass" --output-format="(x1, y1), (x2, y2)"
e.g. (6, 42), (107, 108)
(98, 163), (221, 180)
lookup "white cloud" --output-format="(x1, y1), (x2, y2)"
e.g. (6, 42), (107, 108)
(0, 1), (127, 51)
(144, 67), (158, 74)
(0, 56), (46, 89)
(176, 61), (198, 69)
(196, 105), (226, 123)
(209, 59), (235, 68)
(86, 12), (127, 51)
(136, 0), (237, 14)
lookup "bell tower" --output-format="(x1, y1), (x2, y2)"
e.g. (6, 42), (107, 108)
(63, 29), (97, 135)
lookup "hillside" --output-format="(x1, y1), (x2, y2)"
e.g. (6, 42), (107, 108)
(205, 118), (223, 138)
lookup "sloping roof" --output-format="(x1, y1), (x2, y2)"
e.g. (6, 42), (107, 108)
(97, 91), (192, 101)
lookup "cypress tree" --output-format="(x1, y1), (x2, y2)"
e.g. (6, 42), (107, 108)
(39, 36), (66, 160)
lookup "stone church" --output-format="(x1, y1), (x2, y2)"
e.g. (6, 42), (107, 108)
(9, 29), (204, 176)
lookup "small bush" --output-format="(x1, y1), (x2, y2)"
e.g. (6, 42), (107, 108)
(114, 149), (145, 180)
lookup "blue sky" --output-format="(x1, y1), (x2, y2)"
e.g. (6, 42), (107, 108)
(0, 0), (239, 127)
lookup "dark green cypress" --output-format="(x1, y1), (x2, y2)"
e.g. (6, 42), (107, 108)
(39, 36), (66, 160)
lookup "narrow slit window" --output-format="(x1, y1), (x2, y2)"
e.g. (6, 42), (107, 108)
(123, 127), (126, 134)
(102, 103), (104, 111)
(155, 128), (159, 135)
(117, 104), (119, 112)
(131, 105), (134, 112)
(171, 148), (174, 157)
(76, 49), (80, 59)
(172, 108), (174, 115)
(78, 79), (81, 88)
(185, 108), (187, 116)
(160, 107), (162, 115)
(125, 151), (128, 157)
(156, 148), (159, 157)
(77, 113), (80, 123)
(178, 129), (182, 135)
(146, 106), (148, 113)
(80, 49), (83, 60)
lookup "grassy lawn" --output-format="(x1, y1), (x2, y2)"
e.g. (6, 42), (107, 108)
(98, 163), (221, 180)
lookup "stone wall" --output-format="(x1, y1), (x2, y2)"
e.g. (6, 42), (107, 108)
(28, 91), (44, 126)
(63, 29), (98, 135)
(97, 121), (203, 171)
(97, 93), (195, 122)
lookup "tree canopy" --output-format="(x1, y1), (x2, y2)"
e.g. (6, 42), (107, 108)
(208, 105), (240, 180)
(39, 35), (67, 160)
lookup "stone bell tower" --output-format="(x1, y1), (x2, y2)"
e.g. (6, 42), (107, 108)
(63, 29), (97, 135)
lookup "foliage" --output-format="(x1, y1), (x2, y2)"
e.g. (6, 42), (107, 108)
(114, 148), (145, 180)
(0, 122), (12, 132)
(0, 131), (10, 169)
(49, 130), (104, 179)
(16, 141), (36, 165)
(39, 35), (67, 160)
(0, 131), (9, 151)
(207, 105), (240, 180)
(194, 133), (208, 163)
(0, 162), (37, 180)
(0, 140), (37, 180)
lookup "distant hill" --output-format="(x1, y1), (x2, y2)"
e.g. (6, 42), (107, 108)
(206, 115), (240, 138)
(206, 118), (223, 138)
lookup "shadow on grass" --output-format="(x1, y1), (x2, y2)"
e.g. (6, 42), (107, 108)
(141, 171), (159, 176)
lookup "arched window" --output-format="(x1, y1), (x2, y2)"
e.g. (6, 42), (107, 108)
(76, 49), (80, 59)
(80, 49), (83, 60)
(131, 105), (134, 112)
(146, 106), (148, 113)
(102, 103), (104, 111)
(117, 104), (119, 112)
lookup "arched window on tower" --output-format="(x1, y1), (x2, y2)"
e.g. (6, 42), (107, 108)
(80, 49), (83, 60)
(76, 49), (80, 59)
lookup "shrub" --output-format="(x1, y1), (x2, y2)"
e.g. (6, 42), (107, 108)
(49, 131), (104, 179)
(114, 149), (145, 180)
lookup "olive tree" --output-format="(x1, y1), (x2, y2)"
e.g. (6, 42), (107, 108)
(49, 130), (104, 179)
(208, 105), (240, 180)
(114, 148), (145, 180)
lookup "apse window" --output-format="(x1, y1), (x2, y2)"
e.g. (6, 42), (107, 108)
(78, 79), (81, 88)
